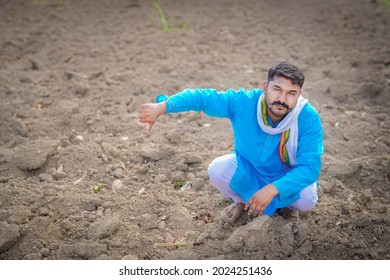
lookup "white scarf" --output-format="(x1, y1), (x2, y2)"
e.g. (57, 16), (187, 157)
(257, 94), (308, 166)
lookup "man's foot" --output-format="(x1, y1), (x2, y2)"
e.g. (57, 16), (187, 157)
(280, 208), (299, 219)
(290, 210), (299, 218)
(220, 203), (245, 224)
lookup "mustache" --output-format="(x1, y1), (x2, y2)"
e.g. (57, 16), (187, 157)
(271, 101), (289, 110)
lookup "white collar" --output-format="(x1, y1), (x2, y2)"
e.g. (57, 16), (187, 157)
(257, 94), (308, 134)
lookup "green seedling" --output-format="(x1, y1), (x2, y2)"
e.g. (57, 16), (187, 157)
(152, 0), (171, 32)
(364, 0), (390, 9)
(32, 0), (65, 5)
(91, 183), (105, 194)
(173, 180), (187, 189)
(150, 0), (191, 32)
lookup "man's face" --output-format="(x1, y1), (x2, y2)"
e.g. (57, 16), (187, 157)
(263, 76), (301, 122)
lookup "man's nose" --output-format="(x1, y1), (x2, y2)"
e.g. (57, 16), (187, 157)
(277, 91), (287, 102)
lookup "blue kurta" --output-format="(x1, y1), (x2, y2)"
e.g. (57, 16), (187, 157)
(165, 88), (323, 216)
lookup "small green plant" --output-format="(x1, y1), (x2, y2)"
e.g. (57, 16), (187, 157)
(32, 0), (65, 5)
(173, 180), (187, 189)
(91, 183), (105, 194)
(151, 0), (190, 32)
(10, 6), (17, 14)
(152, 0), (171, 32)
(364, 0), (390, 9)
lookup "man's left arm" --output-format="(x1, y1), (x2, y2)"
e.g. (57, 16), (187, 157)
(246, 108), (323, 216)
(272, 110), (324, 200)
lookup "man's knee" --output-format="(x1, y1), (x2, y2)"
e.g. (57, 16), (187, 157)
(294, 196), (317, 211)
(290, 183), (318, 211)
(208, 155), (237, 188)
(208, 158), (225, 187)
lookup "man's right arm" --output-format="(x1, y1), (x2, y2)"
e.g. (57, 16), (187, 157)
(138, 88), (248, 135)
(165, 88), (238, 118)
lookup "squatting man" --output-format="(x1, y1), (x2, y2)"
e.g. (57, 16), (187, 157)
(138, 62), (323, 223)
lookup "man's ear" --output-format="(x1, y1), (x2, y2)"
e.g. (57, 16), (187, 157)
(262, 81), (268, 90)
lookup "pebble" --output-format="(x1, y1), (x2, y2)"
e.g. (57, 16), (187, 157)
(111, 179), (122, 191)
(177, 163), (188, 171)
(10, 118), (28, 137)
(154, 174), (168, 183)
(196, 231), (210, 244)
(140, 147), (175, 161)
(52, 171), (67, 180)
(96, 209), (104, 217)
(101, 142), (121, 158)
(170, 171), (184, 182)
(121, 254), (138, 260)
(113, 169), (123, 179)
(49, 242), (60, 250)
(71, 81), (90, 96)
(378, 206), (387, 214)
(88, 216), (120, 239)
(355, 215), (372, 228)
(195, 171), (209, 180)
(184, 154), (202, 164)
(187, 172), (196, 180)
(59, 242), (107, 259)
(138, 214), (158, 230)
(192, 178), (205, 190)
(0, 177), (9, 183)
(81, 211), (97, 222)
(30, 59), (39, 70)
(38, 173), (53, 182)
(13, 140), (59, 170)
(0, 222), (21, 253)
(40, 247), (50, 257)
(84, 203), (96, 211)
(96, 254), (111, 260)
(341, 206), (350, 215)
(156, 219), (165, 229)
(19, 74), (33, 83)
(167, 130), (181, 144)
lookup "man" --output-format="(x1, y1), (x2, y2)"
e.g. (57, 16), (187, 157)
(138, 62), (323, 223)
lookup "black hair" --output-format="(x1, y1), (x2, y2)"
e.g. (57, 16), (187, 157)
(267, 62), (305, 88)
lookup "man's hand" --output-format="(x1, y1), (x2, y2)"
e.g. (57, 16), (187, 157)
(138, 102), (166, 136)
(245, 184), (279, 217)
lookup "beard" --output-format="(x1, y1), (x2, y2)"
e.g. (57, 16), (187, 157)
(265, 97), (292, 119)
(268, 105), (290, 118)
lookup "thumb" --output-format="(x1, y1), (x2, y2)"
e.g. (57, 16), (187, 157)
(146, 122), (154, 136)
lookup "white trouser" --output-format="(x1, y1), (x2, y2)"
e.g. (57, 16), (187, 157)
(208, 154), (318, 211)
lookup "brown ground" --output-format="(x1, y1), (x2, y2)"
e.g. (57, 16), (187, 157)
(0, 0), (389, 260)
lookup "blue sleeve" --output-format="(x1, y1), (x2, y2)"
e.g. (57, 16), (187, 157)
(165, 88), (245, 118)
(272, 107), (324, 199)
